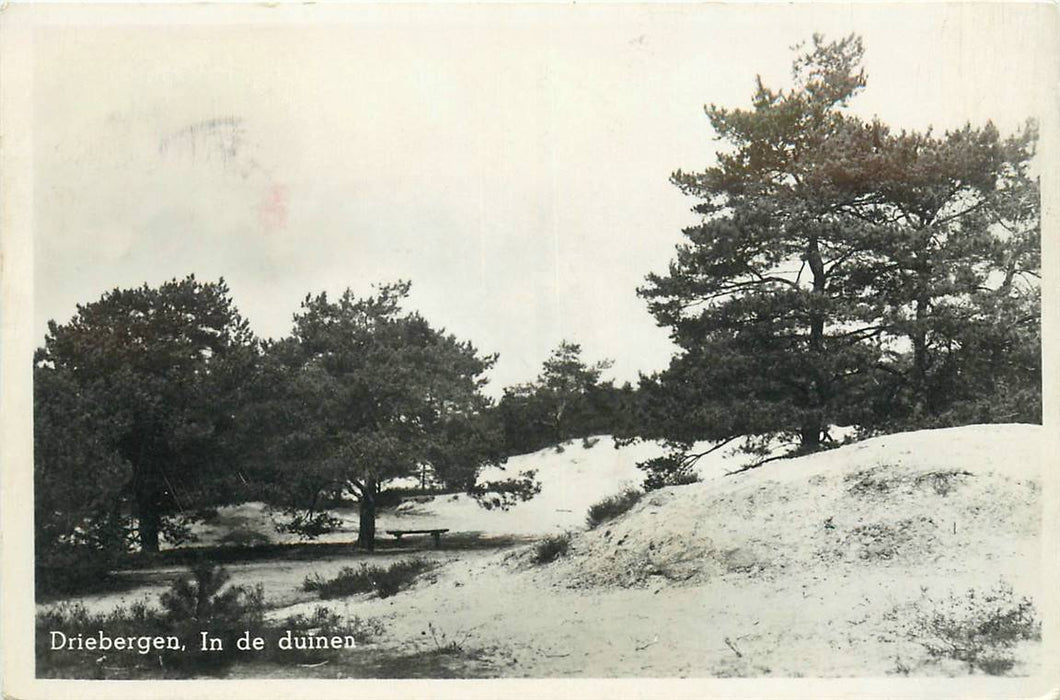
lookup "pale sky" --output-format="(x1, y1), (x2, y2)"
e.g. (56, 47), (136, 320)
(32, 4), (1054, 396)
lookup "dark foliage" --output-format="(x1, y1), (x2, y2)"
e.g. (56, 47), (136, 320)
(531, 533), (571, 565)
(638, 452), (704, 491)
(34, 275), (260, 601)
(303, 558), (435, 599)
(242, 281), (508, 550)
(36, 561), (384, 679)
(495, 341), (637, 455)
(586, 488), (643, 529)
(634, 33), (1040, 464)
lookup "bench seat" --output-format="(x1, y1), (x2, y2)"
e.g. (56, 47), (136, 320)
(386, 528), (450, 546)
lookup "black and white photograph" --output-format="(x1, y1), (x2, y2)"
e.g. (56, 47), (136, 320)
(1, 3), (1057, 697)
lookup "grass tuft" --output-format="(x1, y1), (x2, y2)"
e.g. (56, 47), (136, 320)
(532, 533), (571, 565)
(586, 487), (643, 529)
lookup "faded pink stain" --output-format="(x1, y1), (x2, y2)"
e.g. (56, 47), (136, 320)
(259, 183), (289, 233)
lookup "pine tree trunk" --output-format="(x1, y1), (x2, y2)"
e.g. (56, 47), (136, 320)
(912, 292), (931, 414)
(138, 504), (161, 553)
(131, 440), (163, 553)
(801, 235), (827, 451)
(356, 479), (378, 551)
(800, 421), (822, 452)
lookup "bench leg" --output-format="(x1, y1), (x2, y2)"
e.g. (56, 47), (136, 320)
(432, 532), (441, 548)
(393, 534), (403, 541)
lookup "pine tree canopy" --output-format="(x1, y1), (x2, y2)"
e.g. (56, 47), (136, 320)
(639, 34), (1040, 453)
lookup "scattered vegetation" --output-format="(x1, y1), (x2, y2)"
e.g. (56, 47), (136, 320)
(896, 581), (1041, 675)
(845, 467), (897, 498)
(847, 466), (974, 499)
(303, 557), (435, 599)
(36, 560), (385, 679)
(532, 533), (571, 565)
(913, 470), (974, 496)
(586, 487), (643, 529)
(274, 606), (385, 666)
(366, 622), (495, 679)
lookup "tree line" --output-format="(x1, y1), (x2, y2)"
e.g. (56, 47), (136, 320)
(34, 34), (1039, 593)
(33, 275), (629, 591)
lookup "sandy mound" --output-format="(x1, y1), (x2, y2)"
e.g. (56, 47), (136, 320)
(526, 424), (1042, 589)
(334, 424), (1044, 677)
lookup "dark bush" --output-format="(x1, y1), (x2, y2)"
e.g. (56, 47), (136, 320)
(586, 487), (642, 529)
(303, 557), (434, 599)
(156, 560), (267, 674)
(532, 533), (570, 565)
(35, 543), (120, 598)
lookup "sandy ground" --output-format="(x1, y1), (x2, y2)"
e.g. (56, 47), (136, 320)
(307, 424), (1043, 677)
(42, 424), (1045, 677)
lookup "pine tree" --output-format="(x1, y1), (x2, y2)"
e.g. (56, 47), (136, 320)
(639, 34), (1040, 457)
(641, 35), (886, 451)
(248, 282), (506, 550)
(35, 276), (257, 555)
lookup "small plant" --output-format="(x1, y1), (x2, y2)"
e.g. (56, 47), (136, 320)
(421, 621), (477, 653)
(303, 557), (434, 599)
(159, 560), (264, 627)
(532, 533), (570, 564)
(157, 560), (267, 674)
(900, 581), (1041, 675)
(586, 487), (642, 529)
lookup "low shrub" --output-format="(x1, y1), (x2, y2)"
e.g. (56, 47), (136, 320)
(900, 581), (1041, 675)
(586, 487), (643, 529)
(303, 557), (434, 599)
(35, 543), (121, 598)
(153, 560), (266, 674)
(37, 560), (267, 678)
(37, 561), (386, 679)
(532, 533), (570, 565)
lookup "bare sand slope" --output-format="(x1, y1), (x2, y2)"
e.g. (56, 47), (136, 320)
(319, 424), (1043, 677)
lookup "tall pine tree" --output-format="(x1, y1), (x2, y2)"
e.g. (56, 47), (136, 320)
(639, 34), (1040, 460)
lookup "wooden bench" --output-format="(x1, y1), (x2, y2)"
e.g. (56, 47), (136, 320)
(386, 528), (449, 547)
